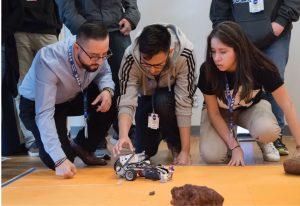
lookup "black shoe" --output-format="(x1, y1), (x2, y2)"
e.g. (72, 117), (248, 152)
(94, 147), (111, 160)
(70, 140), (107, 165)
(273, 137), (289, 156)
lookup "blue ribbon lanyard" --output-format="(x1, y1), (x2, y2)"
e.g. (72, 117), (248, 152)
(68, 45), (88, 138)
(224, 74), (236, 136)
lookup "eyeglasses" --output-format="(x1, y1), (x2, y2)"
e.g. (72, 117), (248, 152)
(76, 42), (113, 62)
(140, 61), (167, 69)
(140, 54), (169, 69)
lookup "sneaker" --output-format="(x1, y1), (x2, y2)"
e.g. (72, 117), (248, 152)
(273, 137), (289, 156)
(94, 147), (111, 160)
(110, 132), (119, 145)
(27, 142), (39, 157)
(257, 142), (280, 162)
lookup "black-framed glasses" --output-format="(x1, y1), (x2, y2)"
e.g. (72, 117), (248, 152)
(76, 42), (113, 61)
(139, 53), (169, 69)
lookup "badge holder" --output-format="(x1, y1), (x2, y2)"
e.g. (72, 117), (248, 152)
(148, 113), (159, 130)
(249, 0), (264, 13)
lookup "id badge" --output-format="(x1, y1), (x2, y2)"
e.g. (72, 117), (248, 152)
(249, 0), (264, 13)
(148, 113), (159, 130)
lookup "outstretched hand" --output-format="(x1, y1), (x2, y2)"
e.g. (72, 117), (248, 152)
(113, 136), (134, 157)
(228, 147), (245, 166)
(173, 151), (191, 165)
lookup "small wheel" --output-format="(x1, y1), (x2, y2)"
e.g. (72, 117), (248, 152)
(114, 160), (121, 171)
(114, 160), (125, 176)
(125, 170), (137, 181)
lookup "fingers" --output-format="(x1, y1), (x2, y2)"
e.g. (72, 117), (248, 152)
(228, 159), (245, 166)
(119, 19), (131, 36)
(71, 163), (77, 174)
(95, 95), (112, 112)
(113, 144), (120, 157)
(113, 141), (122, 157)
(113, 139), (134, 157)
(63, 171), (75, 179)
(91, 95), (102, 105)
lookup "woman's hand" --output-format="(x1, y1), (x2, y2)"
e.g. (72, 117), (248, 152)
(228, 147), (245, 166)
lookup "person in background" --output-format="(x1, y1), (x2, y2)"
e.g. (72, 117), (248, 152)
(210, 0), (300, 157)
(2, 0), (25, 155)
(198, 21), (300, 166)
(19, 22), (115, 178)
(55, 0), (141, 158)
(14, 0), (62, 157)
(113, 24), (199, 165)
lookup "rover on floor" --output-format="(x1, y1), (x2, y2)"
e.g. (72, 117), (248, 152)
(114, 151), (173, 182)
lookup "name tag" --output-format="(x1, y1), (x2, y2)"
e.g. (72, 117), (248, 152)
(249, 0), (264, 13)
(148, 113), (159, 130)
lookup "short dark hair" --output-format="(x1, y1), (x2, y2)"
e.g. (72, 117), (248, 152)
(137, 24), (171, 58)
(76, 21), (108, 42)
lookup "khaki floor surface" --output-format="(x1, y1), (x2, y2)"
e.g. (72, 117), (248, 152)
(2, 165), (300, 206)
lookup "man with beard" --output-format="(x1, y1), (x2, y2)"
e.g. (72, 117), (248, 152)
(19, 22), (115, 178)
(113, 24), (199, 165)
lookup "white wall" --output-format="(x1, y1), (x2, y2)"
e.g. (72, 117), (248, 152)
(133, 0), (300, 125)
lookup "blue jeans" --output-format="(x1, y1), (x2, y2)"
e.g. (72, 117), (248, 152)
(263, 30), (291, 132)
(108, 31), (131, 97)
(108, 31), (133, 136)
(134, 87), (181, 157)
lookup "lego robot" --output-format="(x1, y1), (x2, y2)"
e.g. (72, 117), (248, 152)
(114, 151), (173, 182)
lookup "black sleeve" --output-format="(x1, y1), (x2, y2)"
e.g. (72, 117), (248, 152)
(54, 0), (86, 34)
(255, 67), (284, 92)
(197, 63), (215, 95)
(122, 0), (141, 30)
(275, 0), (300, 27)
(210, 0), (232, 28)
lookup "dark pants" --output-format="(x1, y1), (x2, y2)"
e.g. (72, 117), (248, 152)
(19, 84), (115, 169)
(135, 87), (181, 157)
(108, 31), (135, 139)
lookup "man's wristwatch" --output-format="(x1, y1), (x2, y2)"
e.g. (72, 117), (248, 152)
(103, 87), (114, 97)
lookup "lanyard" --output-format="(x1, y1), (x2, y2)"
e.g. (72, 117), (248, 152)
(68, 45), (88, 138)
(224, 74), (236, 135)
(151, 75), (161, 113)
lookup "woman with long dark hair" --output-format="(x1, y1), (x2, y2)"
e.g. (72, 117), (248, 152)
(198, 21), (300, 166)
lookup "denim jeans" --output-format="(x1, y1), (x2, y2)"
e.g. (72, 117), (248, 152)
(263, 30), (291, 131)
(134, 87), (181, 157)
(108, 31), (134, 138)
(19, 84), (115, 169)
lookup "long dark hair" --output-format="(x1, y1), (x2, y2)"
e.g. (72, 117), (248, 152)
(205, 21), (279, 103)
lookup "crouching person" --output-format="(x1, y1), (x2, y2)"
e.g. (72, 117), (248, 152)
(19, 22), (116, 178)
(113, 24), (199, 165)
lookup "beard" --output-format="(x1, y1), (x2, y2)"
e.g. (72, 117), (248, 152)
(78, 55), (99, 73)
